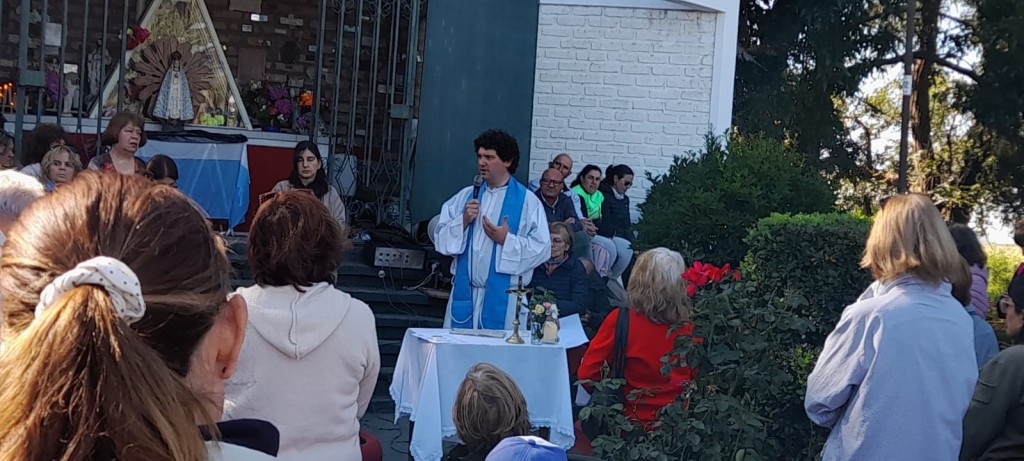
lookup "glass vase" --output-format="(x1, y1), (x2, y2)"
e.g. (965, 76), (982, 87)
(530, 316), (543, 344)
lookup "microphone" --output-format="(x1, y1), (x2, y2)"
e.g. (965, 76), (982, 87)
(472, 175), (483, 200)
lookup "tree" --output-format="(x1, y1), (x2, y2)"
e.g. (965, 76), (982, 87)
(737, 0), (1021, 222)
(963, 0), (1024, 220)
(734, 0), (904, 176)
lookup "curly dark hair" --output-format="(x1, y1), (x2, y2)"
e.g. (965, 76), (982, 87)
(248, 190), (346, 291)
(20, 124), (66, 166)
(473, 129), (520, 174)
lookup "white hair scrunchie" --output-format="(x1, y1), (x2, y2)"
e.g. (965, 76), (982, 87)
(34, 256), (146, 325)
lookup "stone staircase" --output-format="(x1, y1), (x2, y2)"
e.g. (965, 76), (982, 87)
(226, 238), (449, 411)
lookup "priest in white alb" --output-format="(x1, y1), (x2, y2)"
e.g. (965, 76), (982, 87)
(432, 129), (551, 330)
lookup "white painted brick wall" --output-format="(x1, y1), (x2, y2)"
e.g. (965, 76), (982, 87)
(529, 5), (717, 219)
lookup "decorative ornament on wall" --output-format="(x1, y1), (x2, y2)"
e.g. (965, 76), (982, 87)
(133, 38), (211, 123)
(92, 0), (252, 129)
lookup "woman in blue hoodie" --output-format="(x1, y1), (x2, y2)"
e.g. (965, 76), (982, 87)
(805, 194), (978, 461)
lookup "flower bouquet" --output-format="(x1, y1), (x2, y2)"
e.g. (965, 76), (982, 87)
(125, 25), (151, 51)
(241, 80), (294, 131)
(528, 288), (560, 344)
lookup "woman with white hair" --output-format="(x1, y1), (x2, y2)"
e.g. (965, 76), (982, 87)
(577, 247), (695, 428)
(0, 170), (44, 245)
(805, 194), (977, 460)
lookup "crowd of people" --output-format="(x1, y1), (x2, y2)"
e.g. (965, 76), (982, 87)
(0, 113), (181, 193)
(2, 117), (1023, 461)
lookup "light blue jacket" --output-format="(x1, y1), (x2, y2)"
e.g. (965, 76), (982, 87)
(968, 307), (998, 369)
(805, 276), (979, 461)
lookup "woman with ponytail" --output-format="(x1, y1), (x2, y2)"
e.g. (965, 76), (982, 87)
(0, 172), (278, 461)
(596, 164), (634, 280)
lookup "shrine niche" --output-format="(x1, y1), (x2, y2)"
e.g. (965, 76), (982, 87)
(133, 38), (211, 124)
(93, 0), (251, 129)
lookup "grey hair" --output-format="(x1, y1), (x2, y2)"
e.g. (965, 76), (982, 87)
(627, 247), (690, 324)
(0, 170), (45, 222)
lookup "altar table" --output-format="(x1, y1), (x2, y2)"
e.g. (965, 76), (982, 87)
(389, 328), (576, 461)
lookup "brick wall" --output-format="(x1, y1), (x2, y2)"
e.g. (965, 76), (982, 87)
(528, 4), (717, 219)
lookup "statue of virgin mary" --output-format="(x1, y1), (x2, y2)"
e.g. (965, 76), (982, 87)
(153, 51), (195, 124)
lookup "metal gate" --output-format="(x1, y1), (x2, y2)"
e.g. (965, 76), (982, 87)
(2, 0), (426, 229)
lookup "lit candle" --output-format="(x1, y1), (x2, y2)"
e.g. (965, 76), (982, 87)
(226, 95), (238, 127)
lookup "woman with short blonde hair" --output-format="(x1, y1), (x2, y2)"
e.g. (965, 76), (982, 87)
(578, 247), (696, 429)
(806, 193), (978, 460)
(445, 363), (531, 460)
(40, 145), (82, 191)
(528, 221), (590, 318)
(627, 247), (690, 325)
(861, 193), (965, 284)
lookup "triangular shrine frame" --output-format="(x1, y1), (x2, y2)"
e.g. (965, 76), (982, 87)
(90, 0), (253, 129)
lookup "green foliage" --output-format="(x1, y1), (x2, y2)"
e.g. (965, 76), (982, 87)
(966, 0), (1024, 218)
(987, 245), (1023, 304)
(634, 134), (836, 266)
(743, 213), (873, 343)
(580, 271), (827, 460)
(735, 0), (903, 173)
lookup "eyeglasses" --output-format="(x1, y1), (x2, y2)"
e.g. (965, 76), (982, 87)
(623, 181), (632, 187)
(540, 179), (561, 187)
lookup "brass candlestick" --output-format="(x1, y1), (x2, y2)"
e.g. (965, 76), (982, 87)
(505, 276), (531, 344)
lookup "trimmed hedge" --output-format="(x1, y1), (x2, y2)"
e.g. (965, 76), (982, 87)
(743, 212), (872, 342)
(634, 134), (835, 266)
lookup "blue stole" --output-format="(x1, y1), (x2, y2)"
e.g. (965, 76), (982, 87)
(451, 178), (527, 329)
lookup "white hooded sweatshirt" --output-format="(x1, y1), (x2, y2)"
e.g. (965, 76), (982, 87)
(224, 282), (380, 461)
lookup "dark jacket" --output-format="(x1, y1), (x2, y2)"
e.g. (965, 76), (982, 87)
(443, 444), (491, 461)
(585, 269), (613, 336)
(529, 257), (590, 318)
(596, 182), (632, 242)
(536, 189), (583, 232)
(961, 345), (1024, 460)
(202, 419), (280, 457)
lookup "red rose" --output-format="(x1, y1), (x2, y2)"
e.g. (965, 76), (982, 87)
(686, 283), (696, 298)
(733, 269), (742, 281)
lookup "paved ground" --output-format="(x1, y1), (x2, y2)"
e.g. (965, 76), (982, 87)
(361, 405), (412, 461)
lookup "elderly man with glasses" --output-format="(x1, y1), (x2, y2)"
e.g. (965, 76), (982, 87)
(535, 167), (591, 259)
(528, 153), (585, 220)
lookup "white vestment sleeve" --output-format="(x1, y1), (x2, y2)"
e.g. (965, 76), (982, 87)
(432, 187), (474, 256)
(496, 192), (551, 276)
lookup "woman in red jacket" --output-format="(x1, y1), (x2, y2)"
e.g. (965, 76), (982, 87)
(577, 247), (695, 426)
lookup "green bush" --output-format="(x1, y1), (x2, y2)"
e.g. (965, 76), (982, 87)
(987, 244), (1023, 304)
(580, 264), (825, 460)
(743, 213), (873, 343)
(634, 133), (836, 266)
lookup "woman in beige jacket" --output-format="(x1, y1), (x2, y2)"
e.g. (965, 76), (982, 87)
(271, 141), (347, 229)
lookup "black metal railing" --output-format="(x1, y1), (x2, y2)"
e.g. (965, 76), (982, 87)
(6, 0), (426, 228)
